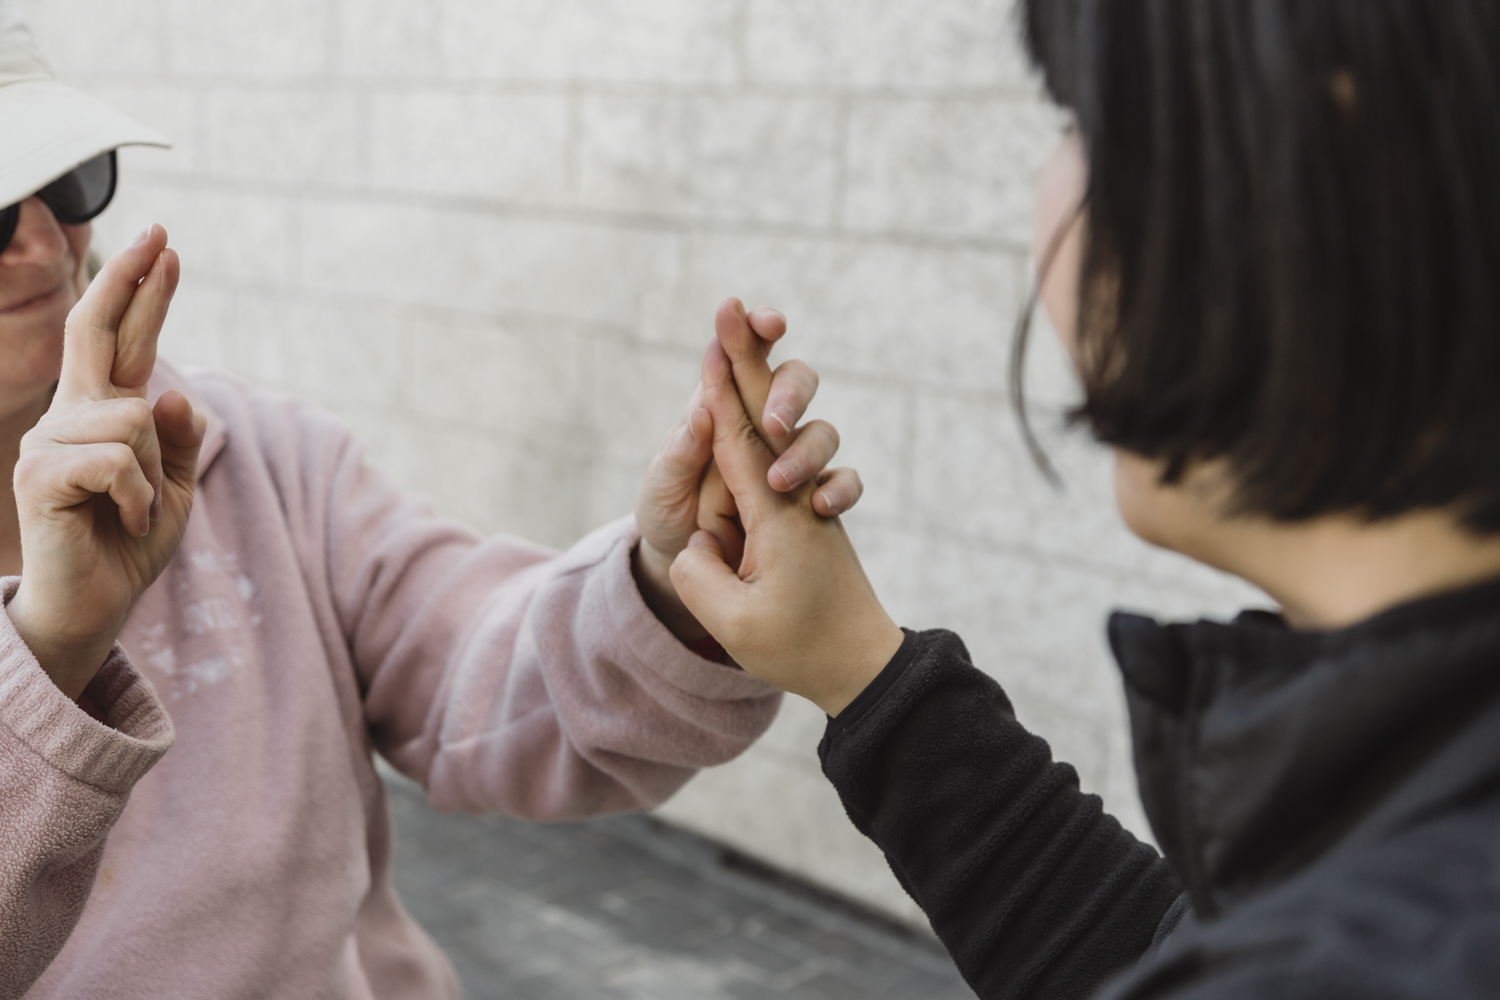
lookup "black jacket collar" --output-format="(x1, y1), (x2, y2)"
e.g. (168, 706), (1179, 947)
(1110, 577), (1500, 918)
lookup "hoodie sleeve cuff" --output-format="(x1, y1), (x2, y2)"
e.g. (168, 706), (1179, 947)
(589, 517), (778, 703)
(0, 578), (174, 795)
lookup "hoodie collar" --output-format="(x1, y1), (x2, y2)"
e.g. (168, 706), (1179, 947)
(147, 360), (227, 481)
(1112, 577), (1500, 918)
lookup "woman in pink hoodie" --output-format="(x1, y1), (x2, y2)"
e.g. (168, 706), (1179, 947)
(0, 7), (862, 998)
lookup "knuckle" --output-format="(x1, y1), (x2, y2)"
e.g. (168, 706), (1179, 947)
(793, 421), (837, 454)
(102, 442), (138, 477)
(118, 395), (154, 428)
(779, 359), (818, 384)
(11, 453), (43, 492)
(103, 398), (157, 448)
(733, 417), (765, 451)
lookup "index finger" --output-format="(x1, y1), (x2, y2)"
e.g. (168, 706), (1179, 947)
(747, 305), (787, 344)
(700, 339), (781, 532)
(714, 298), (784, 455)
(58, 224), (171, 401)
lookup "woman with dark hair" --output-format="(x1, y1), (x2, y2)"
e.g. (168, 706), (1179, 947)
(672, 2), (1500, 998)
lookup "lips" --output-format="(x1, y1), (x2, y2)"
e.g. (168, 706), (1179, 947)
(0, 281), (65, 314)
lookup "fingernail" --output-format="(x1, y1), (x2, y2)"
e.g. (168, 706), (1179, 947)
(766, 406), (794, 437)
(150, 495), (162, 524)
(688, 532), (713, 549)
(773, 456), (803, 488)
(130, 225), (153, 247)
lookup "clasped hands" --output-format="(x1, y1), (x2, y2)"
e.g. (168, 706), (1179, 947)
(636, 298), (905, 718)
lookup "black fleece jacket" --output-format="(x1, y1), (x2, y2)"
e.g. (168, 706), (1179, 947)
(819, 579), (1500, 999)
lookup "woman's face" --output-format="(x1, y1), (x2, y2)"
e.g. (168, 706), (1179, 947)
(1031, 128), (1210, 554)
(0, 196), (91, 421)
(1032, 128), (1087, 367)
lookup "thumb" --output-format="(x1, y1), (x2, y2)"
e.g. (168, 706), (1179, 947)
(670, 531), (747, 635)
(154, 390), (206, 491)
(699, 339), (779, 530)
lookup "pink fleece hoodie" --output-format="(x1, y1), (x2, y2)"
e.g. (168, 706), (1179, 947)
(0, 362), (782, 999)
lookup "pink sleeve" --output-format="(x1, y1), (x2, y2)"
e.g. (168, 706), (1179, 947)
(0, 578), (174, 1000)
(304, 411), (782, 820)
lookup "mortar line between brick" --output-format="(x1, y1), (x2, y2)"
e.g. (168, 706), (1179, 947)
(121, 173), (1035, 254)
(57, 74), (1044, 104)
(175, 286), (1033, 400)
(169, 273), (1035, 397)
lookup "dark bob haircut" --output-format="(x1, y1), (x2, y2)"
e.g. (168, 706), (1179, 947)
(1019, 0), (1500, 533)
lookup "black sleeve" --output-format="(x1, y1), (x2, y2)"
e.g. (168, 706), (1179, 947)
(819, 629), (1182, 1000)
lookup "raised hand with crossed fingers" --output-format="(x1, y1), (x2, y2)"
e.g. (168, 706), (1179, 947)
(633, 297), (864, 642)
(7, 224), (205, 700)
(668, 304), (902, 715)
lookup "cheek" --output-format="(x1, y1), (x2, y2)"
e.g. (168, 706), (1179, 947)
(0, 309), (67, 389)
(1038, 220), (1083, 368)
(1032, 133), (1088, 368)
(64, 222), (92, 258)
(65, 223), (92, 297)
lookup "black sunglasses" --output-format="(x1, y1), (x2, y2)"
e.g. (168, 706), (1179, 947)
(0, 151), (117, 255)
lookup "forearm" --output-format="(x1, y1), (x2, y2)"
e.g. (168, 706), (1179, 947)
(344, 507), (781, 816)
(820, 629), (1180, 1000)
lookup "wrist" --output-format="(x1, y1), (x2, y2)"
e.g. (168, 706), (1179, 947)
(7, 586), (120, 700)
(633, 540), (711, 643)
(809, 620), (906, 718)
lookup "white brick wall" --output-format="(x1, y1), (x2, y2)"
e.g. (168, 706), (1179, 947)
(24, 0), (1265, 927)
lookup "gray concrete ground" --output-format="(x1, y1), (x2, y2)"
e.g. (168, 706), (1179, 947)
(383, 772), (977, 1000)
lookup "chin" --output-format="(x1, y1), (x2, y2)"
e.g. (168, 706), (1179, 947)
(1, 313), (68, 391)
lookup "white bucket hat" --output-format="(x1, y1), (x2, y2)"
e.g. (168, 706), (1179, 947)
(0, 0), (166, 209)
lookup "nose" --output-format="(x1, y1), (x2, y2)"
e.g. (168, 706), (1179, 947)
(0, 197), (69, 268)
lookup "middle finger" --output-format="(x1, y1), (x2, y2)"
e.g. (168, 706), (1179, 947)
(112, 248), (180, 392)
(763, 359), (819, 441)
(768, 419), (840, 493)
